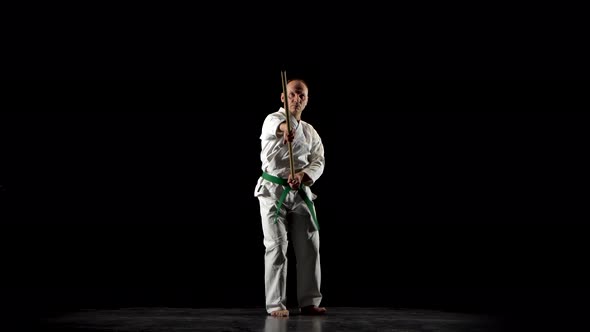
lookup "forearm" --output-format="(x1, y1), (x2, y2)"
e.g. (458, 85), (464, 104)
(278, 122), (289, 133)
(299, 171), (313, 186)
(301, 162), (324, 185)
(302, 139), (325, 184)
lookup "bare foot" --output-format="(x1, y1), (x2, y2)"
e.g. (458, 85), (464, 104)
(269, 309), (289, 317)
(300, 305), (327, 315)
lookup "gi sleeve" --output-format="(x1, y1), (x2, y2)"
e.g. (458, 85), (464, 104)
(260, 112), (286, 140)
(302, 128), (325, 186)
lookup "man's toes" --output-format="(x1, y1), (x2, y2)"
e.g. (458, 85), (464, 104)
(270, 309), (289, 317)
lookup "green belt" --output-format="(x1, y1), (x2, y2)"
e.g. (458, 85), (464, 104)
(261, 172), (319, 231)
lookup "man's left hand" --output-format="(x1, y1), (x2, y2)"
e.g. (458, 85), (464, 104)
(288, 172), (306, 189)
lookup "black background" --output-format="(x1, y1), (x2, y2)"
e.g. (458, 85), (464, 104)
(1, 3), (589, 331)
(2, 78), (589, 330)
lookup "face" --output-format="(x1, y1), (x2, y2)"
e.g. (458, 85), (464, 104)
(281, 80), (309, 115)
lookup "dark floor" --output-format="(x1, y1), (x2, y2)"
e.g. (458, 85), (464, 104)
(30, 307), (506, 332)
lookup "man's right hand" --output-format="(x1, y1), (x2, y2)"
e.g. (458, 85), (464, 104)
(280, 123), (295, 144)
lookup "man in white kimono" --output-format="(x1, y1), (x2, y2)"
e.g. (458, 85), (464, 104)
(254, 79), (327, 317)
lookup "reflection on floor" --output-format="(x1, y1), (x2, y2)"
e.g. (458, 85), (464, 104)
(37, 307), (506, 331)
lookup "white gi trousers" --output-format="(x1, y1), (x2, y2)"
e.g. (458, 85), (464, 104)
(258, 190), (322, 314)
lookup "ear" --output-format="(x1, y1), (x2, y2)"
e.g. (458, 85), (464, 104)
(280, 93), (285, 102)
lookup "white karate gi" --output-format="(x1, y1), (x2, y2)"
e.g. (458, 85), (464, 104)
(254, 108), (325, 314)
